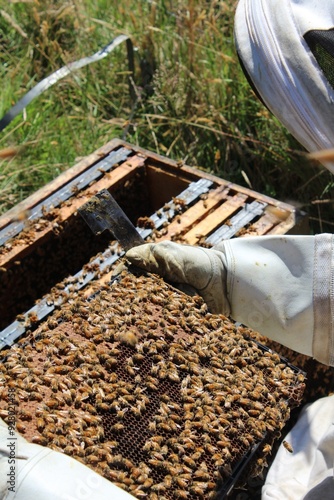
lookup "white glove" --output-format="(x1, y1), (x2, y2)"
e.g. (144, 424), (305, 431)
(0, 419), (133, 500)
(262, 394), (334, 500)
(126, 241), (230, 315)
(126, 234), (334, 366)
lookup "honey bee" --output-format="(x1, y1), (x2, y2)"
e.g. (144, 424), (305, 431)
(140, 477), (153, 489)
(283, 440), (294, 453)
(36, 418), (45, 431)
(119, 330), (138, 347)
(112, 423), (124, 433)
(152, 474), (169, 489)
(168, 413), (181, 425)
(45, 398), (60, 409)
(191, 449), (204, 461)
(147, 420), (156, 433)
(155, 421), (171, 433)
(18, 409), (32, 421)
(174, 476), (189, 488)
(143, 441), (158, 453)
(130, 467), (144, 481)
(31, 435), (47, 446)
(151, 482), (166, 492)
(212, 454), (225, 468)
(166, 452), (179, 464)
(112, 469), (132, 485)
(166, 463), (184, 476)
(82, 414), (101, 425)
(54, 365), (72, 375)
(146, 381), (158, 392)
(51, 379), (59, 393)
(259, 443), (271, 455)
(126, 365), (137, 376)
(193, 468), (211, 481)
(167, 370), (180, 383)
(132, 353), (145, 364)
(15, 422), (26, 434)
(175, 490), (189, 499)
(53, 436), (68, 448)
(256, 457), (268, 468)
(61, 391), (72, 405)
(97, 402), (110, 412)
(183, 455), (196, 469)
(152, 450), (167, 461)
(116, 409), (128, 420)
(148, 458), (165, 470)
(47, 318), (58, 330)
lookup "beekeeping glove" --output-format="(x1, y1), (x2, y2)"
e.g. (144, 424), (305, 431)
(126, 241), (230, 316)
(0, 418), (133, 500)
(126, 234), (334, 366)
(262, 394), (334, 500)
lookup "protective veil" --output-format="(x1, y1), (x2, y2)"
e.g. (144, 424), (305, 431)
(234, 0), (334, 174)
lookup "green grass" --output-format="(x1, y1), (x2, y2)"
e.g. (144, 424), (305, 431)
(0, 0), (332, 231)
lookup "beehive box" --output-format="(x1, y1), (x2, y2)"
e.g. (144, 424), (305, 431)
(0, 138), (308, 337)
(0, 139), (314, 498)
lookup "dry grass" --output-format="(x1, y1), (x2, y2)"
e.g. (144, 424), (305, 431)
(0, 0), (332, 231)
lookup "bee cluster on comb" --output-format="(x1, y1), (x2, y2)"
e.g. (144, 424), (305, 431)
(0, 267), (305, 499)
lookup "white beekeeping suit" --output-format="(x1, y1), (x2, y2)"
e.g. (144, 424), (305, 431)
(126, 1), (334, 498)
(126, 235), (334, 366)
(234, 0), (334, 498)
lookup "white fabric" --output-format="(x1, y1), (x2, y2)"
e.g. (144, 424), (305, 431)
(219, 233), (334, 364)
(218, 235), (315, 357)
(313, 234), (334, 365)
(234, 0), (334, 174)
(0, 419), (133, 500)
(262, 395), (334, 500)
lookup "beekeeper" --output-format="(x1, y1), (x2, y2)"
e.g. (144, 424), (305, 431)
(126, 0), (334, 499)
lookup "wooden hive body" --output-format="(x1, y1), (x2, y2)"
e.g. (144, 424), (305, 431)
(0, 139), (320, 498)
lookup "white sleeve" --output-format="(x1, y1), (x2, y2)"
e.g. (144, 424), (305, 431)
(215, 234), (334, 365)
(0, 419), (132, 500)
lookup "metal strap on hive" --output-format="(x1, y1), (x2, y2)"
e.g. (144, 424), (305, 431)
(205, 201), (267, 245)
(0, 35), (135, 132)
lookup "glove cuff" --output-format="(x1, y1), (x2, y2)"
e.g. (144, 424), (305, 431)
(198, 249), (231, 316)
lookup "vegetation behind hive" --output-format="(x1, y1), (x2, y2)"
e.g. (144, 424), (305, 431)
(0, 0), (332, 232)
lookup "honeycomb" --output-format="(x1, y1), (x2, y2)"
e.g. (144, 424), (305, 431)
(248, 333), (334, 405)
(0, 268), (306, 499)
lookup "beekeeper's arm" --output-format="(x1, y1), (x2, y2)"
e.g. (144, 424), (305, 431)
(0, 418), (132, 500)
(126, 233), (334, 366)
